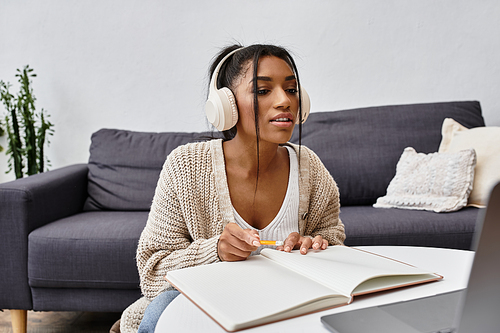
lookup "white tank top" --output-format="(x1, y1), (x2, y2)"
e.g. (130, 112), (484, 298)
(233, 146), (299, 255)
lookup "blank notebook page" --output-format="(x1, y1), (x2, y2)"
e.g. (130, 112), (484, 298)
(260, 246), (436, 296)
(167, 255), (344, 329)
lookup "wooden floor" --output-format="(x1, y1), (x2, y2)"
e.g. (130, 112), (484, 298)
(0, 310), (121, 333)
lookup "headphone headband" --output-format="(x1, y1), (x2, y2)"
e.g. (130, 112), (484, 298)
(209, 47), (242, 94)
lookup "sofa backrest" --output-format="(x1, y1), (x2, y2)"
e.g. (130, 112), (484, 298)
(290, 101), (485, 205)
(84, 129), (212, 211)
(85, 101), (485, 211)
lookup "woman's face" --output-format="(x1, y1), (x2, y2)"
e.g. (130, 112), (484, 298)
(233, 56), (299, 145)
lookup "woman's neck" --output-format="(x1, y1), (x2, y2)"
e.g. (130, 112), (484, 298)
(222, 134), (284, 175)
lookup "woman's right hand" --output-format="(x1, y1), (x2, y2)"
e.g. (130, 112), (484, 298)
(217, 223), (260, 262)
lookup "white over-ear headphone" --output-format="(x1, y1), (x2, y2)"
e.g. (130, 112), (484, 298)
(205, 47), (311, 131)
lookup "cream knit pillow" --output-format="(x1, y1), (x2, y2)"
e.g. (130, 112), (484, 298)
(374, 147), (476, 213)
(438, 118), (500, 207)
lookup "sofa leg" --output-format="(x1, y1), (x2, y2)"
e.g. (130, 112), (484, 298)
(10, 309), (27, 333)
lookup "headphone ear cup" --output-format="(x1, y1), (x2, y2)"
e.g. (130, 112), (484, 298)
(218, 87), (238, 131)
(297, 86), (311, 124)
(206, 48), (242, 131)
(206, 87), (238, 131)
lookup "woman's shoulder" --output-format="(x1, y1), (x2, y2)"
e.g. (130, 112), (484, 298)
(162, 139), (223, 172)
(167, 139), (222, 159)
(285, 143), (321, 162)
(286, 143), (335, 182)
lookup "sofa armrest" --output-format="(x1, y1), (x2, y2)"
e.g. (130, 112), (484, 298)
(0, 164), (88, 309)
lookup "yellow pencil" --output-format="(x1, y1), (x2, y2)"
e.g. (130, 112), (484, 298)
(259, 240), (284, 246)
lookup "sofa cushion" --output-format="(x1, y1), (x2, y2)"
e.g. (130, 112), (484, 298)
(439, 118), (500, 208)
(28, 211), (148, 289)
(290, 101), (485, 205)
(340, 205), (480, 250)
(84, 129), (208, 211)
(373, 147), (476, 212)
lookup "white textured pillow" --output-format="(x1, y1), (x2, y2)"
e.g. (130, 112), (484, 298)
(374, 147), (476, 213)
(438, 118), (500, 207)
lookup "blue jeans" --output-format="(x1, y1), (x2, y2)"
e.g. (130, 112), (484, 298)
(138, 290), (180, 333)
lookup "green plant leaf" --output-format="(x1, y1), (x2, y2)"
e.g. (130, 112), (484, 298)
(1, 65), (54, 178)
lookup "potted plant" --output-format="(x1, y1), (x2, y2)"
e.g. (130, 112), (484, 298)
(0, 65), (54, 179)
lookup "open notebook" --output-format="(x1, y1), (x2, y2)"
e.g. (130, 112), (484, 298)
(166, 246), (441, 332)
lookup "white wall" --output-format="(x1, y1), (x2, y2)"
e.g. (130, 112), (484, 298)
(1, 0), (499, 183)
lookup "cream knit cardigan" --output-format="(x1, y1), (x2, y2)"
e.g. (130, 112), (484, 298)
(120, 139), (345, 333)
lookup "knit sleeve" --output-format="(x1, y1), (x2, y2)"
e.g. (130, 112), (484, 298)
(136, 143), (223, 299)
(302, 147), (346, 245)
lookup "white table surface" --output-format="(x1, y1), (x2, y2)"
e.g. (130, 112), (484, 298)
(155, 246), (474, 333)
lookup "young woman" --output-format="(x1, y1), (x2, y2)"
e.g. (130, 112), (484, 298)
(119, 44), (345, 333)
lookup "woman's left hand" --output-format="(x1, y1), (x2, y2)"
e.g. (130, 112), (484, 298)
(276, 232), (328, 254)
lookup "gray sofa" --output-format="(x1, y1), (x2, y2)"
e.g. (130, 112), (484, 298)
(0, 101), (484, 325)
